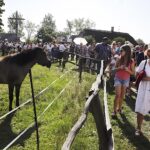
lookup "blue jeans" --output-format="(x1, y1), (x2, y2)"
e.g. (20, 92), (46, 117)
(114, 77), (130, 87)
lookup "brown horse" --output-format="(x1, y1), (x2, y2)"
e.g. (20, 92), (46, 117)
(0, 47), (51, 111)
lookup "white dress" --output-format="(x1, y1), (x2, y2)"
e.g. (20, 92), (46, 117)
(135, 59), (150, 115)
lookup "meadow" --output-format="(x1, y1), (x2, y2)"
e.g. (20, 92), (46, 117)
(0, 62), (149, 150)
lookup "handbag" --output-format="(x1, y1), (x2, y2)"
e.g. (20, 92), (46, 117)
(135, 60), (147, 89)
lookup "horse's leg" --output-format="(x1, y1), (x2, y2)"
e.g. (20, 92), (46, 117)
(8, 84), (14, 111)
(15, 84), (21, 107)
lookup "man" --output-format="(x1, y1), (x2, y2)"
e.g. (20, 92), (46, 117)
(95, 37), (111, 74)
(136, 45), (145, 66)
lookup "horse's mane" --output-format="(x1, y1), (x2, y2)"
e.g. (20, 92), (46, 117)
(3, 47), (43, 66)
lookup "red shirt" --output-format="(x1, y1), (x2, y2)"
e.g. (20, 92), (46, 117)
(115, 61), (133, 80)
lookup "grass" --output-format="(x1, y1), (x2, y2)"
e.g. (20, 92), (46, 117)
(0, 61), (149, 150)
(0, 62), (98, 150)
(107, 84), (150, 150)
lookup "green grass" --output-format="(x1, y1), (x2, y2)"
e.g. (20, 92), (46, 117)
(107, 86), (150, 150)
(0, 62), (149, 150)
(0, 62), (98, 150)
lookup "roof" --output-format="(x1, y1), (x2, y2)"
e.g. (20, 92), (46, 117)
(0, 33), (20, 42)
(79, 29), (138, 45)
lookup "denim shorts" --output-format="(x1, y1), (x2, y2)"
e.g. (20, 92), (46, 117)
(114, 77), (130, 87)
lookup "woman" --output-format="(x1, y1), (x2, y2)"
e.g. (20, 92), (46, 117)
(135, 48), (150, 136)
(112, 45), (135, 116)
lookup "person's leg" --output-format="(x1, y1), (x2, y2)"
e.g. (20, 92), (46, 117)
(135, 112), (144, 136)
(118, 85), (127, 112)
(137, 112), (144, 131)
(113, 85), (121, 115)
(97, 61), (100, 74)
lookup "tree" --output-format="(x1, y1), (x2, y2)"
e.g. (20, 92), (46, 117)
(73, 18), (95, 34)
(64, 19), (73, 35)
(37, 13), (56, 42)
(112, 37), (126, 45)
(136, 38), (145, 45)
(8, 11), (25, 37)
(24, 20), (38, 42)
(73, 18), (85, 34)
(64, 18), (95, 35)
(84, 35), (95, 44)
(0, 0), (5, 32)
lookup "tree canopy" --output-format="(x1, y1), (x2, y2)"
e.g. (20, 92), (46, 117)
(8, 11), (25, 37)
(37, 13), (56, 42)
(64, 18), (95, 35)
(0, 0), (5, 32)
(24, 20), (38, 42)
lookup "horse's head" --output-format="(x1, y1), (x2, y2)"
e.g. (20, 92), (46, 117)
(36, 47), (51, 68)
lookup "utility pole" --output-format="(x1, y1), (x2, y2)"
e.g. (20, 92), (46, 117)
(8, 11), (25, 37)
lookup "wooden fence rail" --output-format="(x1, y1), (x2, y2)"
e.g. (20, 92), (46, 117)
(62, 61), (114, 150)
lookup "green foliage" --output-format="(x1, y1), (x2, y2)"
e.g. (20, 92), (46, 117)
(84, 35), (95, 44)
(64, 19), (73, 35)
(0, 0), (5, 31)
(37, 13), (56, 42)
(136, 38), (145, 45)
(7, 11), (25, 37)
(64, 18), (96, 35)
(112, 36), (126, 45)
(24, 20), (38, 42)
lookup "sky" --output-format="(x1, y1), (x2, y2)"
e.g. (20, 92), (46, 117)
(1, 0), (150, 43)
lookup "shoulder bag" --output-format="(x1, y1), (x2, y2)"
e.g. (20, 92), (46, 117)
(135, 60), (147, 89)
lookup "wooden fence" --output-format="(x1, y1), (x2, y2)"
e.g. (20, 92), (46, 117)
(62, 61), (114, 150)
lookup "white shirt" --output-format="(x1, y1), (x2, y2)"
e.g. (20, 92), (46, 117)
(59, 44), (66, 52)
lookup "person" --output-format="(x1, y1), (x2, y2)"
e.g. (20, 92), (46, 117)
(111, 41), (117, 56)
(115, 42), (121, 55)
(78, 42), (88, 71)
(95, 37), (111, 74)
(135, 48), (150, 136)
(136, 45), (145, 66)
(112, 45), (135, 117)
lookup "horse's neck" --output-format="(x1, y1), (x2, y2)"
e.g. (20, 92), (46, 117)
(24, 59), (37, 72)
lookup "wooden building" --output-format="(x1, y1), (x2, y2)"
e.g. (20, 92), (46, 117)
(0, 33), (20, 42)
(79, 28), (138, 45)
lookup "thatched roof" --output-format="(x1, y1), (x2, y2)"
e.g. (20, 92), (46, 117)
(79, 28), (138, 45)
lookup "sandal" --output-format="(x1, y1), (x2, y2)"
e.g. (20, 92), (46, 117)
(111, 111), (117, 118)
(135, 129), (142, 136)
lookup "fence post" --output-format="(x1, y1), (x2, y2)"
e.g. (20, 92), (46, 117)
(90, 92), (108, 150)
(78, 58), (83, 82)
(29, 69), (40, 150)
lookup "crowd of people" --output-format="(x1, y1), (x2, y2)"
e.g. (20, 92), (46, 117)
(0, 37), (149, 137)
(104, 40), (150, 137)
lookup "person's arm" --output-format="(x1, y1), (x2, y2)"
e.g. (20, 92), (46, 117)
(105, 60), (122, 73)
(124, 61), (135, 75)
(142, 77), (150, 81)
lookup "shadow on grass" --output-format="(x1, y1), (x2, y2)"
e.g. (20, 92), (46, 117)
(125, 95), (135, 112)
(0, 111), (40, 149)
(116, 114), (150, 150)
(125, 95), (150, 121)
(106, 78), (115, 95)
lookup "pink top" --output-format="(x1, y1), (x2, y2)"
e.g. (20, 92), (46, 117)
(115, 61), (133, 80)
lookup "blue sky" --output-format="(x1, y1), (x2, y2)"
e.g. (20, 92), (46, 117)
(2, 0), (150, 43)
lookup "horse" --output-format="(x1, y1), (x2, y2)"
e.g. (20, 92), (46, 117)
(0, 47), (51, 111)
